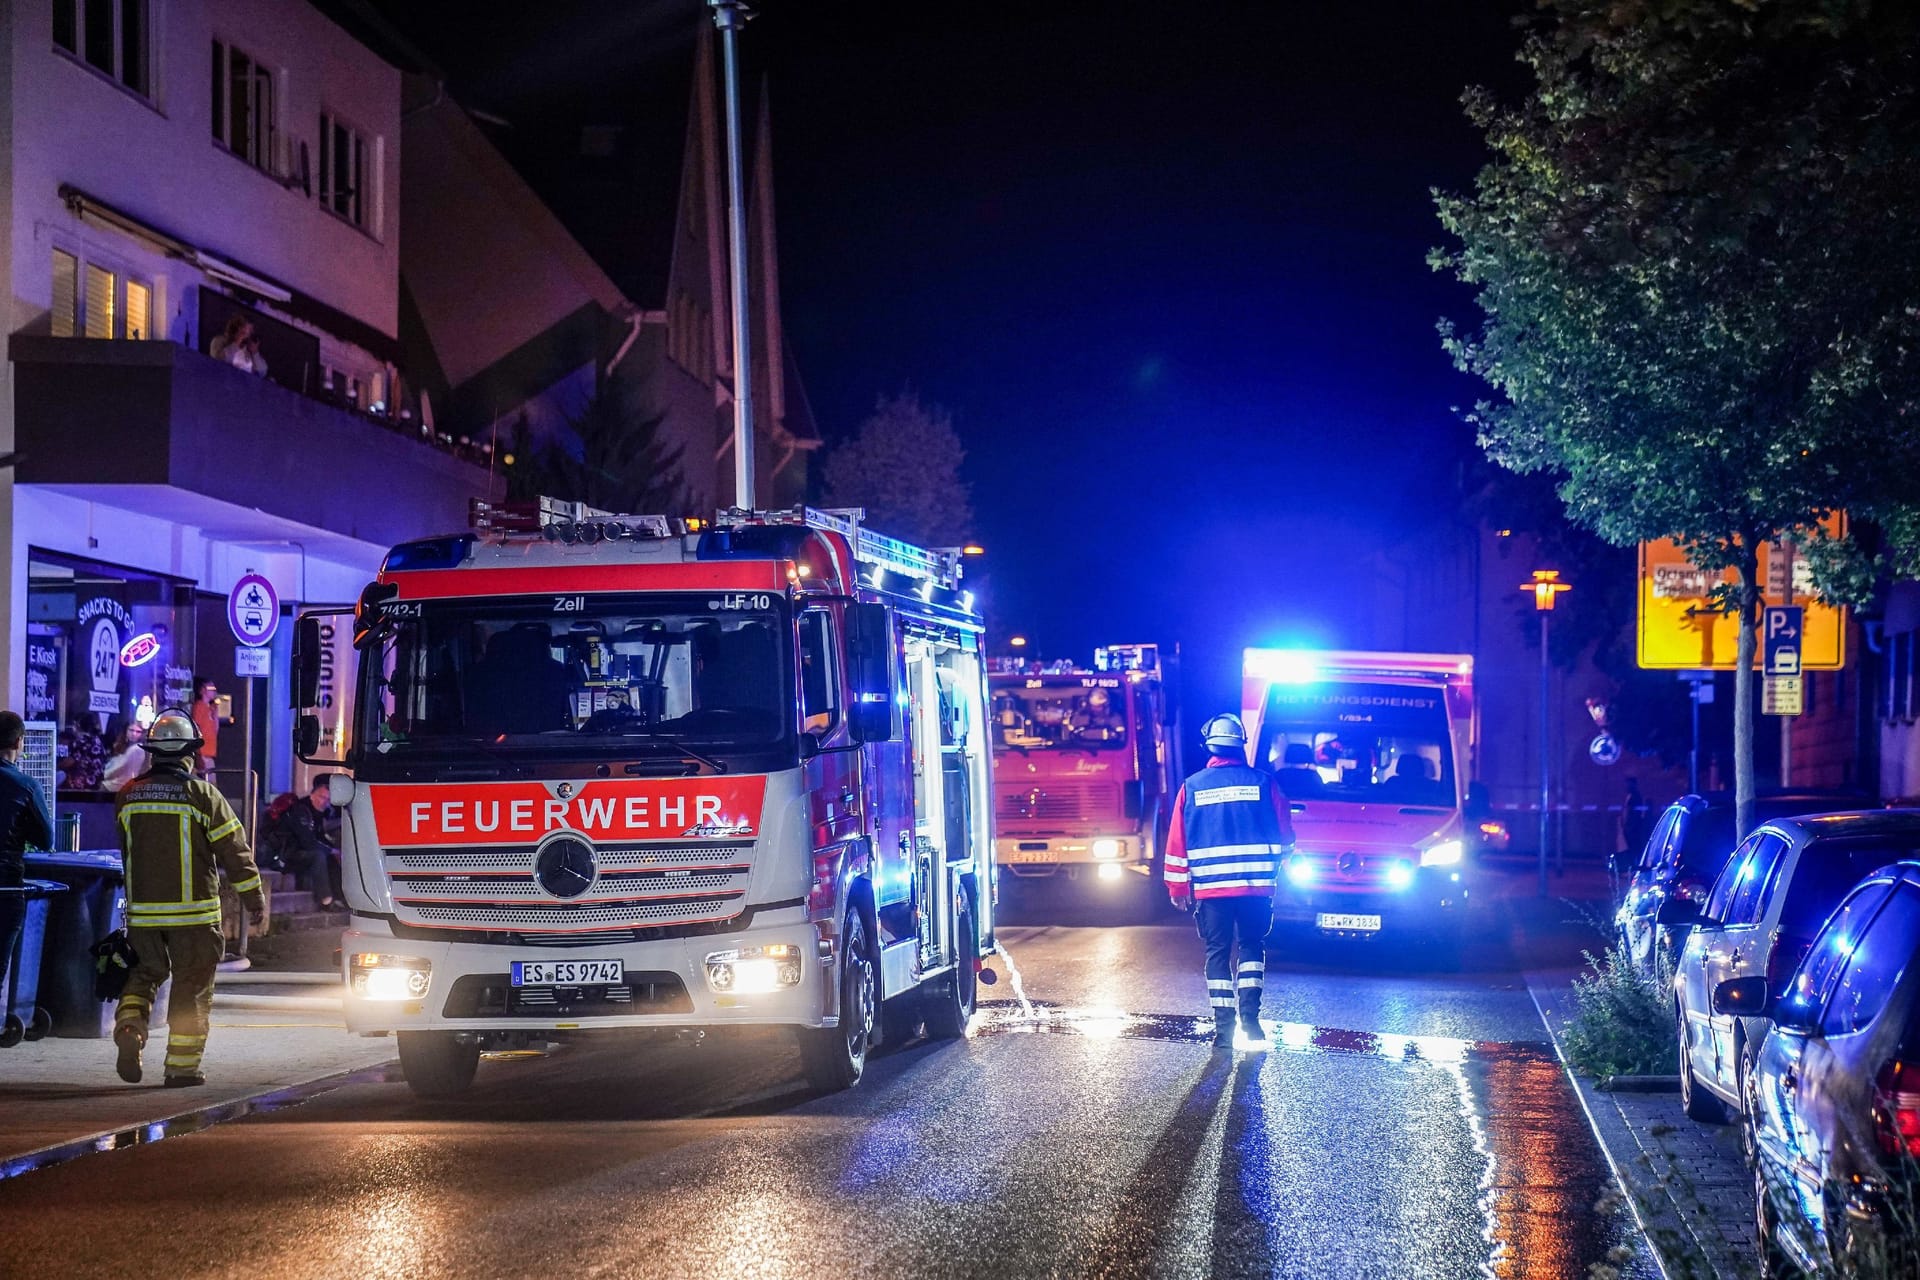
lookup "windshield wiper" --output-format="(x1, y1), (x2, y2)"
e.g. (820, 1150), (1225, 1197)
(648, 735), (729, 775)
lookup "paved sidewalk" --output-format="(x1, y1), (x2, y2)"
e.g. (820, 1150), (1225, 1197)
(1516, 891), (1758, 1280)
(0, 963), (391, 1169)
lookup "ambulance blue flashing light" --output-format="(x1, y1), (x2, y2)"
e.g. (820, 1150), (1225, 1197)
(1244, 649), (1321, 685)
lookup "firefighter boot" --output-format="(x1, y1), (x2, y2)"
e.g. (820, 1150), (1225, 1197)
(1237, 960), (1266, 1042)
(1212, 1009), (1236, 1046)
(113, 1022), (145, 1084)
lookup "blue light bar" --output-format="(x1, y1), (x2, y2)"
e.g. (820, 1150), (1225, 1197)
(382, 535), (473, 573)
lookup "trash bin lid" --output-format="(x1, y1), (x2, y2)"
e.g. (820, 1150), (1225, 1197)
(0, 879), (69, 899)
(25, 850), (123, 874)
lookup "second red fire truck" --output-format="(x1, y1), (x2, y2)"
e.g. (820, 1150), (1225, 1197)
(290, 502), (996, 1097)
(989, 645), (1180, 893)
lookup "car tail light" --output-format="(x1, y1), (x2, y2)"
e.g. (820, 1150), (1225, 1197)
(807, 848), (843, 919)
(1873, 1061), (1920, 1159)
(1765, 932), (1814, 996)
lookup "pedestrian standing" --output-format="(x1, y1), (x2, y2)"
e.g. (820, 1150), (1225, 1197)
(112, 709), (265, 1086)
(190, 678), (221, 780)
(1618, 777), (1653, 875)
(1164, 713), (1296, 1046)
(0, 711), (55, 998)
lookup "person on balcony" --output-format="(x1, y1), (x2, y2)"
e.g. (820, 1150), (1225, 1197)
(210, 315), (253, 366)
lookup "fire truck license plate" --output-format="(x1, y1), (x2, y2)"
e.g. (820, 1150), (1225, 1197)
(510, 959), (624, 987)
(1316, 913), (1382, 932)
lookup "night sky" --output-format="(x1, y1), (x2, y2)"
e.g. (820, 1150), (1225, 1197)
(373, 0), (1528, 722)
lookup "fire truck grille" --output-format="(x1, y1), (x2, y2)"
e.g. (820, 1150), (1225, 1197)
(386, 843), (753, 932)
(402, 894), (745, 930)
(996, 784), (1114, 823)
(391, 870), (747, 901)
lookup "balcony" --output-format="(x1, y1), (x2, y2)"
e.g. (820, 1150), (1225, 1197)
(11, 336), (497, 551)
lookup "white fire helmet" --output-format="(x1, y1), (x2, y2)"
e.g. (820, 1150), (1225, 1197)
(1201, 713), (1247, 750)
(145, 709), (204, 757)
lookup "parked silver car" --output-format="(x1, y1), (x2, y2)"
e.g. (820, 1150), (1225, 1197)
(1665, 812), (1920, 1124)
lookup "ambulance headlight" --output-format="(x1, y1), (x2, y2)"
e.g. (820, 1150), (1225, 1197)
(350, 953), (431, 1000)
(705, 943), (803, 994)
(1420, 840), (1464, 868)
(1092, 839), (1122, 859)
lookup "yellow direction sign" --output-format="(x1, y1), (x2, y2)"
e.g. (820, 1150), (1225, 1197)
(1636, 525), (1847, 671)
(1763, 676), (1805, 717)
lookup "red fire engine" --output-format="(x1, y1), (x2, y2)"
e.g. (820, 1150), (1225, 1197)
(289, 501), (996, 1096)
(989, 644), (1180, 891)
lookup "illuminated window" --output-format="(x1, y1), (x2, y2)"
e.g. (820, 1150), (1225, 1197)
(50, 249), (79, 337)
(212, 39), (278, 174)
(53, 0), (150, 99)
(83, 264), (116, 339)
(319, 111), (372, 230)
(124, 279), (150, 340)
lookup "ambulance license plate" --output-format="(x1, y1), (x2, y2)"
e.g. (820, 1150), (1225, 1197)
(511, 958), (624, 987)
(1316, 913), (1382, 932)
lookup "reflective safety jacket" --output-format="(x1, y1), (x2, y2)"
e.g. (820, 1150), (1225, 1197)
(1164, 757), (1297, 903)
(115, 759), (265, 929)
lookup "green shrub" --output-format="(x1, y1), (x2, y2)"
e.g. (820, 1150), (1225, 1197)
(1560, 940), (1678, 1080)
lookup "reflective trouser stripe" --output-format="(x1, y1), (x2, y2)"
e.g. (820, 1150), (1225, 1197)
(166, 1033), (206, 1073)
(1210, 996), (1236, 1009)
(1237, 960), (1264, 990)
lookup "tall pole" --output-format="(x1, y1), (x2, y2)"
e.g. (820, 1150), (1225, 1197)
(1689, 677), (1701, 793)
(711, 1), (755, 509)
(1539, 609), (1550, 897)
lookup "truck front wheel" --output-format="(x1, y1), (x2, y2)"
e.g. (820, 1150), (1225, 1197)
(397, 1031), (480, 1098)
(797, 910), (874, 1091)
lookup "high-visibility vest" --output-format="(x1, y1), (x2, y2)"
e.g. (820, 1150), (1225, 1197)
(1174, 763), (1286, 899)
(116, 763), (265, 928)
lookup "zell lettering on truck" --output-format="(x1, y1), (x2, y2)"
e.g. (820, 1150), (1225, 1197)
(989, 644), (1181, 897)
(1241, 649), (1475, 949)
(288, 500), (997, 1097)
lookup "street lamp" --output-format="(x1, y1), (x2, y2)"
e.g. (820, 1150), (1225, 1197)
(961, 544), (986, 557)
(1521, 570), (1570, 896)
(1009, 635), (1028, 649)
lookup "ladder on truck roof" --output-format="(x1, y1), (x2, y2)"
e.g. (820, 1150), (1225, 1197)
(720, 506), (963, 591)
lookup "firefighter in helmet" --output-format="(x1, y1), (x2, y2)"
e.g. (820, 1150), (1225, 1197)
(112, 708), (266, 1086)
(1163, 713), (1296, 1045)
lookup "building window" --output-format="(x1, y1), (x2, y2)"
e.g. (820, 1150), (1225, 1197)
(319, 111), (370, 229)
(51, 249), (79, 337)
(212, 39), (277, 175)
(54, 0), (150, 98)
(51, 249), (151, 340)
(27, 551), (197, 799)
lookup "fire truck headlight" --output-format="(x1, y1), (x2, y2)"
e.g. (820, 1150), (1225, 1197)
(1092, 839), (1122, 859)
(1284, 856), (1316, 888)
(1419, 840), (1464, 869)
(1096, 863), (1123, 882)
(1385, 861), (1416, 891)
(705, 944), (804, 995)
(350, 953), (432, 1001)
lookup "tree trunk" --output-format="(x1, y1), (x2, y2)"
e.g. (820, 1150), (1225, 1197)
(1732, 542), (1762, 839)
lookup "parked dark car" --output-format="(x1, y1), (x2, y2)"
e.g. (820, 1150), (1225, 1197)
(1729, 856), (1920, 1276)
(1617, 790), (1871, 980)
(1671, 812), (1920, 1126)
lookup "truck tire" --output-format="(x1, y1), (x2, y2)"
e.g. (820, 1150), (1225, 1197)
(798, 910), (875, 1091)
(397, 1031), (480, 1098)
(924, 890), (978, 1040)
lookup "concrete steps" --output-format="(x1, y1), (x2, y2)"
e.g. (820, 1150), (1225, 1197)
(257, 869), (347, 934)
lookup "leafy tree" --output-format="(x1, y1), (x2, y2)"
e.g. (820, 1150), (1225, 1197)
(821, 392), (974, 547)
(504, 379), (687, 515)
(1434, 0), (1920, 835)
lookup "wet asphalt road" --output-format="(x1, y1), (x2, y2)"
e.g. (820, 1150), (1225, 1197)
(0, 875), (1653, 1279)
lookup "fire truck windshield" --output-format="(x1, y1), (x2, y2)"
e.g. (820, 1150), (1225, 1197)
(1254, 681), (1456, 807)
(993, 680), (1130, 752)
(357, 594), (792, 768)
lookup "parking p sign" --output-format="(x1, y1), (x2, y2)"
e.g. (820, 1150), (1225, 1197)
(228, 573), (280, 648)
(1764, 605), (1803, 677)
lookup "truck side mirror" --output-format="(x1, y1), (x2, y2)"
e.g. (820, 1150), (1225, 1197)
(846, 603), (897, 743)
(296, 713), (322, 758)
(293, 615), (324, 708)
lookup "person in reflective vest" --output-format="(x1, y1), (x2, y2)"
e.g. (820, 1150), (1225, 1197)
(112, 709), (266, 1086)
(1164, 713), (1296, 1045)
